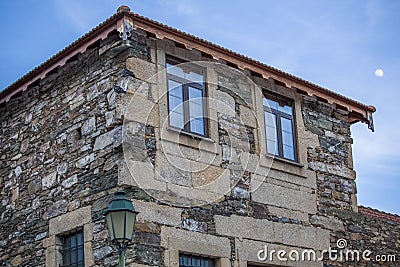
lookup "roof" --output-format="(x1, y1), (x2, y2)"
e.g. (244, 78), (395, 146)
(359, 206), (400, 223)
(0, 6), (375, 129)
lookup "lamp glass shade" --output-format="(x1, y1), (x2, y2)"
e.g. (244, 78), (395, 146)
(124, 211), (136, 241)
(105, 212), (115, 241)
(112, 210), (127, 243)
(105, 191), (139, 245)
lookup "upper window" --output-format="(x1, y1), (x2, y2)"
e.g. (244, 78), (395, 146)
(179, 254), (215, 267)
(61, 230), (84, 267)
(263, 93), (297, 161)
(166, 57), (207, 137)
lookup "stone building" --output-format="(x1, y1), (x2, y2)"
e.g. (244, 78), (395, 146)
(0, 5), (398, 267)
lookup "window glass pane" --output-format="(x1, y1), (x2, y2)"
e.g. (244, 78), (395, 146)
(185, 71), (203, 83)
(71, 248), (77, 264)
(63, 236), (70, 248)
(278, 104), (292, 115)
(61, 231), (84, 267)
(167, 62), (204, 83)
(263, 98), (278, 110)
(168, 80), (183, 107)
(179, 254), (215, 267)
(283, 144), (295, 160)
(264, 111), (276, 127)
(168, 80), (184, 129)
(78, 245), (84, 262)
(193, 258), (200, 266)
(189, 86), (205, 135)
(281, 117), (293, 133)
(282, 131), (293, 146)
(266, 126), (277, 142)
(63, 250), (71, 266)
(71, 235), (77, 247)
(264, 96), (292, 115)
(188, 86), (203, 117)
(281, 117), (294, 155)
(77, 232), (83, 245)
(190, 118), (204, 135)
(265, 111), (278, 155)
(267, 140), (278, 155)
(167, 63), (185, 77)
(169, 98), (184, 128)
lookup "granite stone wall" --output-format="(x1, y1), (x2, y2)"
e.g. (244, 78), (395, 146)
(303, 96), (399, 266)
(0, 32), (153, 266)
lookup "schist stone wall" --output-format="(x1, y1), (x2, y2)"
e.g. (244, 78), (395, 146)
(0, 27), (398, 267)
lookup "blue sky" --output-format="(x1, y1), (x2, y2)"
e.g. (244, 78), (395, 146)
(1, 0), (399, 214)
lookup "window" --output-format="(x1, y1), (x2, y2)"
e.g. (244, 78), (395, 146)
(263, 93), (297, 161)
(61, 230), (84, 267)
(179, 254), (215, 267)
(166, 56), (207, 136)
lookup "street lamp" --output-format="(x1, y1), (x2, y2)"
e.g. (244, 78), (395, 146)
(105, 191), (139, 267)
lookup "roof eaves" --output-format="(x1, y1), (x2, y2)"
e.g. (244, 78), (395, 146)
(359, 205), (400, 222)
(0, 12), (124, 104)
(126, 12), (376, 114)
(0, 7), (376, 130)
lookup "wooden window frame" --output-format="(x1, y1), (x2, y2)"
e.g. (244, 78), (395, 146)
(263, 92), (298, 162)
(166, 56), (209, 137)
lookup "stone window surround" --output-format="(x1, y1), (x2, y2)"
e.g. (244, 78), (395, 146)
(155, 48), (221, 157)
(161, 226), (231, 267)
(43, 206), (94, 267)
(179, 253), (218, 267)
(166, 55), (209, 138)
(252, 76), (319, 179)
(154, 42), (319, 181)
(263, 92), (297, 162)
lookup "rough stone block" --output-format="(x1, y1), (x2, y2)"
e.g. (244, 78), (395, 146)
(160, 226), (231, 258)
(214, 215), (329, 250)
(308, 161), (355, 179)
(133, 200), (182, 227)
(310, 215), (345, 232)
(42, 171), (57, 189)
(75, 153), (95, 168)
(239, 105), (257, 128)
(268, 206), (309, 223)
(251, 181), (317, 214)
(126, 57), (156, 82)
(81, 117), (96, 135)
(49, 206), (92, 235)
(122, 94), (158, 126)
(93, 126), (122, 151)
(61, 174), (78, 189)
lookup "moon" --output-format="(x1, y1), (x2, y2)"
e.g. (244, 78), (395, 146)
(375, 69), (384, 77)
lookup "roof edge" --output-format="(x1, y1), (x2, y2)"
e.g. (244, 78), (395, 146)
(0, 7), (376, 130)
(358, 205), (400, 222)
(0, 12), (123, 104)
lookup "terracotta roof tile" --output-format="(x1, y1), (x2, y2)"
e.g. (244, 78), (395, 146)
(358, 205), (400, 223)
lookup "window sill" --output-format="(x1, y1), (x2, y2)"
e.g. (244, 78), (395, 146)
(266, 154), (304, 168)
(167, 127), (216, 143)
